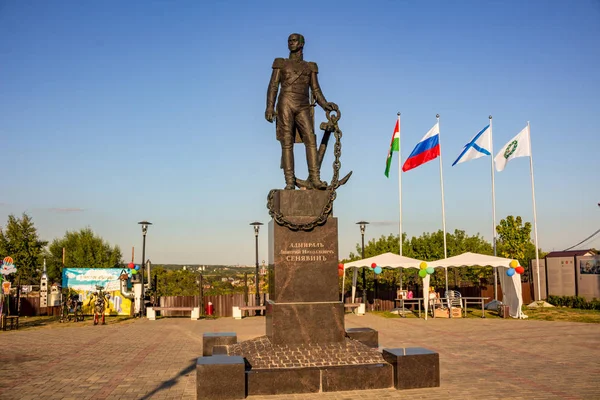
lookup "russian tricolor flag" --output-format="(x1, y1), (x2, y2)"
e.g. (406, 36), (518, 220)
(402, 123), (440, 172)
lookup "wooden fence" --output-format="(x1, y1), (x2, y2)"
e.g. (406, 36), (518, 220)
(159, 293), (270, 317)
(6, 295), (63, 317)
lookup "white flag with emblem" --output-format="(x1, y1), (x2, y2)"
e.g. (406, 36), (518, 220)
(494, 125), (531, 172)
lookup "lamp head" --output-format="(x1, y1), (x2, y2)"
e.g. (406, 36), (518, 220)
(356, 221), (369, 234)
(250, 221), (263, 235)
(138, 221), (153, 235)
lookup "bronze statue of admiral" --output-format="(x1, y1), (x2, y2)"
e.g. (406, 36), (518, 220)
(265, 33), (338, 190)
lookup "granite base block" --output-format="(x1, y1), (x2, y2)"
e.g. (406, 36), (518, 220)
(346, 327), (379, 348)
(382, 347), (440, 390)
(266, 301), (345, 345)
(202, 332), (237, 356)
(246, 367), (321, 396)
(321, 363), (393, 392)
(272, 189), (331, 217)
(196, 355), (245, 400)
(212, 345), (228, 355)
(269, 217), (339, 303)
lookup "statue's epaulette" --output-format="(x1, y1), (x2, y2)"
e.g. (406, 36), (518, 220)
(272, 58), (285, 69)
(308, 61), (318, 73)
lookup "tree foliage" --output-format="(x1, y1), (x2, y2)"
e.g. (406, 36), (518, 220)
(153, 266), (200, 296)
(151, 266), (248, 297)
(45, 228), (123, 284)
(0, 213), (47, 284)
(496, 216), (531, 261)
(496, 215), (546, 281)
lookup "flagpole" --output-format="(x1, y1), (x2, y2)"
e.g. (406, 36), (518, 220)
(437, 114), (448, 293)
(397, 112), (403, 291)
(528, 121), (541, 301)
(490, 115), (498, 302)
(397, 112), (402, 257)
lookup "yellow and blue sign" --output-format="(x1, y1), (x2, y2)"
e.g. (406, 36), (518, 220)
(62, 268), (132, 316)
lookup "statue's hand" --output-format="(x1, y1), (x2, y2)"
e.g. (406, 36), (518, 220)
(265, 108), (276, 123)
(325, 102), (339, 112)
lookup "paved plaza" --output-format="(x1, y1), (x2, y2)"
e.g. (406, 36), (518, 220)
(1, 313), (599, 400)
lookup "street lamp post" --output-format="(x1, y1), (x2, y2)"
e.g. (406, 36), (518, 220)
(250, 222), (263, 315)
(138, 221), (152, 317)
(356, 221), (369, 308)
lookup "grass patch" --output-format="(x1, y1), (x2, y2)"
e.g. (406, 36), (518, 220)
(463, 308), (501, 319)
(372, 306), (600, 323)
(524, 307), (600, 323)
(372, 310), (401, 318)
(372, 310), (420, 318)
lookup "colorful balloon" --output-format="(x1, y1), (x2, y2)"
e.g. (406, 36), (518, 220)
(131, 269), (138, 275)
(419, 262), (428, 270)
(426, 266), (434, 275)
(374, 266), (382, 274)
(506, 268), (516, 277)
(134, 265), (140, 271)
(371, 263), (377, 269)
(515, 266), (525, 274)
(418, 269), (427, 278)
(338, 269), (344, 277)
(128, 263), (135, 269)
(338, 263), (344, 270)
(510, 260), (519, 268)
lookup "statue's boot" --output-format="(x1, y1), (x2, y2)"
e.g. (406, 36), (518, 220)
(306, 135), (327, 190)
(281, 140), (296, 190)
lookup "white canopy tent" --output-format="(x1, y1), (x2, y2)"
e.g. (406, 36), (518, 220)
(342, 253), (430, 316)
(428, 252), (527, 319)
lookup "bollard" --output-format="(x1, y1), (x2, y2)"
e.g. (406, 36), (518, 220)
(206, 302), (214, 316)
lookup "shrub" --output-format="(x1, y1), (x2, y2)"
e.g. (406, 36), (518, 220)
(547, 295), (600, 310)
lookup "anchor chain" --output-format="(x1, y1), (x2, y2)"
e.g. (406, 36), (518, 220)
(267, 110), (348, 231)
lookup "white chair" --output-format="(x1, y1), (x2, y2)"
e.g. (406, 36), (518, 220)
(445, 290), (462, 309)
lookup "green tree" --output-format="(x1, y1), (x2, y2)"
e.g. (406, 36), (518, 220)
(496, 216), (531, 261)
(496, 215), (546, 281)
(0, 213), (47, 284)
(45, 228), (123, 283)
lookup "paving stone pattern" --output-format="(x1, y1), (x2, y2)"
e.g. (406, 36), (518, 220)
(0, 314), (599, 399)
(228, 335), (385, 368)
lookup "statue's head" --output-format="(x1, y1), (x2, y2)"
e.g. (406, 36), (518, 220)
(288, 33), (304, 52)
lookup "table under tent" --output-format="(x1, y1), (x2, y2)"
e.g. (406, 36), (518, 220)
(342, 252), (426, 311)
(428, 252), (527, 319)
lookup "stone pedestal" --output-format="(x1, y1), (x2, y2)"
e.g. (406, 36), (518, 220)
(196, 355), (245, 400)
(266, 301), (344, 345)
(322, 363), (393, 391)
(196, 190), (442, 398)
(266, 190), (343, 345)
(382, 347), (440, 389)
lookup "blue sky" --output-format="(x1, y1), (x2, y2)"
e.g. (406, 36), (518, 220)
(1, 0), (599, 265)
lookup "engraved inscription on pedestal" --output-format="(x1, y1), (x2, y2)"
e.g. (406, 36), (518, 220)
(269, 218), (339, 303)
